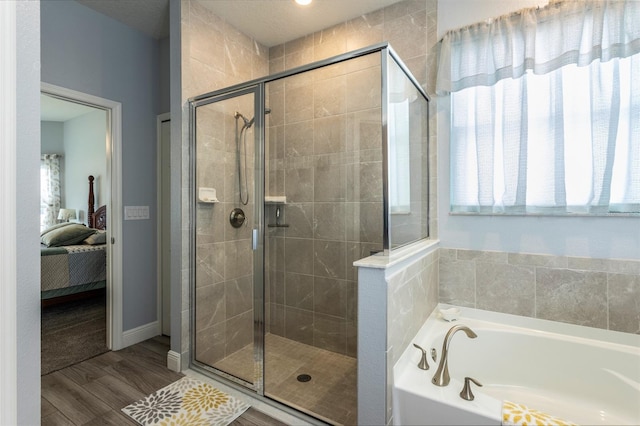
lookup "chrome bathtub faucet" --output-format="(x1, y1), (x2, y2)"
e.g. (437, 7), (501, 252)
(432, 325), (477, 387)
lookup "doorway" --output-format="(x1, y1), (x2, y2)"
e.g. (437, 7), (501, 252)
(40, 82), (124, 351)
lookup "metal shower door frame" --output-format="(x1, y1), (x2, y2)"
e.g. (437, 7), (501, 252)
(189, 83), (266, 393)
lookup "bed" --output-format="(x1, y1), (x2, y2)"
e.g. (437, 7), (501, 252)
(41, 176), (107, 301)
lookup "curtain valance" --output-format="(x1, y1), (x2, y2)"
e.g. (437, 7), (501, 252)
(436, 0), (640, 95)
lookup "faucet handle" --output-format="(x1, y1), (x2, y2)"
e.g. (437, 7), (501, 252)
(459, 377), (482, 401)
(412, 343), (429, 370)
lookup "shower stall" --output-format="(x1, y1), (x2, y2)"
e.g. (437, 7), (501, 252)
(189, 43), (429, 425)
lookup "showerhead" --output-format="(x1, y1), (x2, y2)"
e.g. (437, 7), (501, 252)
(235, 108), (271, 130)
(234, 111), (251, 127)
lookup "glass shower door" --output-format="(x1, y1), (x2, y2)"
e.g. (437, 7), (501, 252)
(192, 86), (263, 388)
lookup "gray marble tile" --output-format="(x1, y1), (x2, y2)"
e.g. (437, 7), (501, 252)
(314, 159), (346, 202)
(346, 108), (382, 152)
(313, 313), (347, 354)
(384, 12), (427, 62)
(225, 311), (253, 355)
(285, 83), (314, 123)
(268, 303), (285, 337)
(346, 319), (358, 358)
(438, 257), (475, 307)
(536, 267), (607, 329)
(314, 277), (348, 318)
(195, 323), (225, 365)
(195, 282), (225, 330)
(314, 202), (346, 241)
(314, 240), (347, 279)
(284, 165), (313, 202)
(284, 238), (314, 275)
(346, 161), (383, 203)
(223, 239), (253, 280)
(285, 272), (314, 310)
(284, 121), (313, 158)
(346, 67), (382, 113)
(568, 257), (640, 275)
(284, 306), (314, 346)
(476, 263), (535, 317)
(314, 78), (347, 119)
(508, 253), (568, 268)
(457, 249), (508, 264)
(281, 203), (312, 239)
(225, 275), (253, 318)
(608, 273), (640, 334)
(314, 115), (346, 154)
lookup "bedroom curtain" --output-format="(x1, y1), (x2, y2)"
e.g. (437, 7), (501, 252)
(41, 154), (62, 230)
(438, 0), (640, 214)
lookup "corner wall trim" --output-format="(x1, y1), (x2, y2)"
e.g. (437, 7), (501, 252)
(167, 350), (181, 372)
(122, 321), (160, 348)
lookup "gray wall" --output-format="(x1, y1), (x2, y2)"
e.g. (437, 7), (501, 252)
(41, 0), (161, 331)
(17, 1), (41, 424)
(41, 121), (64, 152)
(64, 110), (108, 223)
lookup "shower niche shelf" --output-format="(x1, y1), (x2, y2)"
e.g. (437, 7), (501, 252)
(265, 195), (286, 204)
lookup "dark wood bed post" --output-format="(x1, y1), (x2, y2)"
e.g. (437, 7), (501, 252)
(88, 175), (95, 227)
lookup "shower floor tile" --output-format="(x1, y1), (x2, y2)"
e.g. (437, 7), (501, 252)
(213, 333), (357, 425)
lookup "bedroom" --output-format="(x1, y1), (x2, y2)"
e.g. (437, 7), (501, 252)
(40, 93), (109, 374)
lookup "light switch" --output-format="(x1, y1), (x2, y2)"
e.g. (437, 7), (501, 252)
(125, 206), (150, 220)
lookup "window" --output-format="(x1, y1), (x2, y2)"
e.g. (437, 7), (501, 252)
(438, 0), (640, 215)
(41, 154), (61, 230)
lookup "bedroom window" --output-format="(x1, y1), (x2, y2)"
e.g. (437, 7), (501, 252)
(437, 0), (640, 215)
(41, 154), (62, 231)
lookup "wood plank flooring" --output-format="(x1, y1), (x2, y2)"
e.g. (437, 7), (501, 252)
(41, 336), (286, 426)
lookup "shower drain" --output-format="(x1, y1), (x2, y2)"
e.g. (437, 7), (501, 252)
(297, 374), (312, 382)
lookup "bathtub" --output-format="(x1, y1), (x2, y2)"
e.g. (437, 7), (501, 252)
(392, 304), (640, 425)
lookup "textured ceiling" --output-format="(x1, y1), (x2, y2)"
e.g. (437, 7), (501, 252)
(41, 94), (98, 122)
(200, 0), (403, 47)
(76, 0), (403, 46)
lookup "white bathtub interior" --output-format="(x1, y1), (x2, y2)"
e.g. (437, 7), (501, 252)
(392, 304), (640, 426)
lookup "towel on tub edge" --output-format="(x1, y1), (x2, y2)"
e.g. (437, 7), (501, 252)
(502, 400), (577, 426)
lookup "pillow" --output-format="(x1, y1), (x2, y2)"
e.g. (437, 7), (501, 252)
(40, 222), (74, 237)
(83, 230), (107, 245)
(41, 223), (96, 247)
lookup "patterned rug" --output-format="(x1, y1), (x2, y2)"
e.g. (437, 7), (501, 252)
(122, 377), (250, 425)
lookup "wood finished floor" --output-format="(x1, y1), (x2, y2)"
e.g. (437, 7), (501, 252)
(41, 336), (285, 426)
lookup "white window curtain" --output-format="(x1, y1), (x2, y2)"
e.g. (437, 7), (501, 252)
(41, 154), (62, 230)
(438, 0), (640, 214)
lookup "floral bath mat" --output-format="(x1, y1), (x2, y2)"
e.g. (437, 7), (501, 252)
(122, 376), (250, 425)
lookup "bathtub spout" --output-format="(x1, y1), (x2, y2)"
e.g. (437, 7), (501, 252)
(432, 325), (477, 387)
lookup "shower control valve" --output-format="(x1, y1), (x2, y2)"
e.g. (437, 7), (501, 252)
(230, 208), (246, 228)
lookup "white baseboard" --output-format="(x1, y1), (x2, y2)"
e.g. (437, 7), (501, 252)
(167, 350), (181, 372)
(122, 321), (160, 348)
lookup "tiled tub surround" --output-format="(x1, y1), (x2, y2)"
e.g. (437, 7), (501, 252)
(357, 240), (440, 426)
(439, 248), (640, 334)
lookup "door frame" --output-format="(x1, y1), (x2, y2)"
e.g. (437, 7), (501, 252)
(157, 112), (171, 336)
(40, 82), (124, 350)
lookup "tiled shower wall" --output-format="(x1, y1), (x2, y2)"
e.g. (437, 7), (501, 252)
(439, 248), (640, 334)
(264, 56), (384, 357)
(263, 0), (439, 357)
(181, 0), (269, 364)
(181, 0), (441, 363)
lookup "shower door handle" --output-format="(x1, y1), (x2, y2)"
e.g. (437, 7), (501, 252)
(252, 228), (258, 250)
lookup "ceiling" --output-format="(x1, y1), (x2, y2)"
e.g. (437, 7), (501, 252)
(41, 94), (98, 122)
(76, 0), (403, 46)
